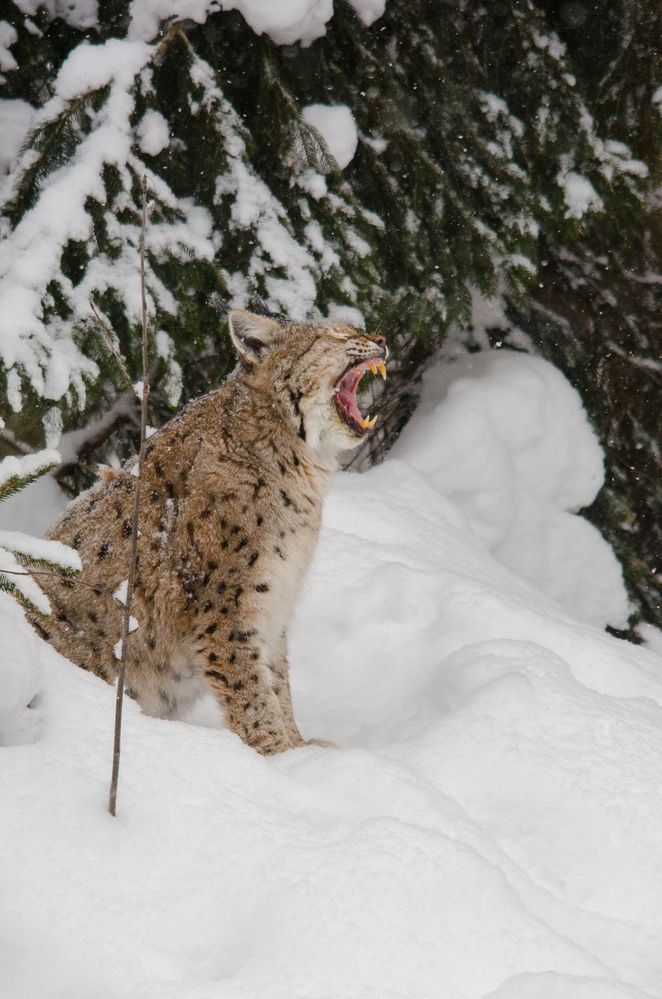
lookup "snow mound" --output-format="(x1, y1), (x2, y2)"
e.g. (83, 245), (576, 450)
(0, 594), (43, 746)
(303, 103), (359, 170)
(396, 351), (629, 628)
(2, 351), (660, 997)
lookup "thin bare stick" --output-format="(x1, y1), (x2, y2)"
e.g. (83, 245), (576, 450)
(108, 175), (150, 817)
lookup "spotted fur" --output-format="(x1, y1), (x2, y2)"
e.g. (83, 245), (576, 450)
(33, 311), (386, 754)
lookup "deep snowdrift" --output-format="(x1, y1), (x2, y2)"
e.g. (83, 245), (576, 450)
(2, 351), (662, 999)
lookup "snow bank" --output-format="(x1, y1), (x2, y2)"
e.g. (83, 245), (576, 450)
(0, 595), (43, 746)
(2, 352), (661, 998)
(396, 351), (629, 628)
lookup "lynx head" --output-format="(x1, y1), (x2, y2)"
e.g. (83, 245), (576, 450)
(227, 310), (388, 457)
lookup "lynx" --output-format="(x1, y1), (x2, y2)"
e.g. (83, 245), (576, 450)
(34, 311), (387, 754)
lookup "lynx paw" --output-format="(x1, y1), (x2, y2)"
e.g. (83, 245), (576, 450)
(305, 737), (336, 749)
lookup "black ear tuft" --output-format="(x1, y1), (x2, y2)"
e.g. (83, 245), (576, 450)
(227, 310), (283, 366)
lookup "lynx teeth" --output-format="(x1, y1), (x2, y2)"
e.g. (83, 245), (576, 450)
(368, 361), (387, 380)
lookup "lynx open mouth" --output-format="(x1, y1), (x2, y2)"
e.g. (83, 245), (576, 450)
(334, 356), (387, 435)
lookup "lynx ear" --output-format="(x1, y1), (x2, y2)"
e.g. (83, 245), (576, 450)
(227, 310), (282, 366)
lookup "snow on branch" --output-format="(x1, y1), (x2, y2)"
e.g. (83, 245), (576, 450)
(0, 447), (80, 614)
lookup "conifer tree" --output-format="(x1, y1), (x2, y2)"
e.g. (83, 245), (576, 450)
(503, 1), (662, 630)
(0, 0), (658, 627)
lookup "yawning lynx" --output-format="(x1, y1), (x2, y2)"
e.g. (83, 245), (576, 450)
(34, 311), (387, 754)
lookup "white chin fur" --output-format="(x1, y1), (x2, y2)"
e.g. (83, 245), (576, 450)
(302, 399), (363, 456)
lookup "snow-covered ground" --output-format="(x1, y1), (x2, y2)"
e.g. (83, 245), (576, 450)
(2, 350), (662, 999)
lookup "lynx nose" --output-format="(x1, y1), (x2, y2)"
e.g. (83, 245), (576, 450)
(368, 333), (388, 358)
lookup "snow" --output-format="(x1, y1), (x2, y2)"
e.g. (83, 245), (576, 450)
(0, 465), (69, 535)
(302, 103), (359, 170)
(0, 99), (35, 191)
(558, 170), (604, 219)
(130, 0), (334, 46)
(639, 623), (662, 657)
(0, 21), (18, 77)
(113, 579), (129, 605)
(296, 167), (328, 199)
(0, 595), (43, 745)
(0, 38), (216, 418)
(0, 448), (62, 492)
(532, 30), (566, 62)
(114, 617), (139, 659)
(0, 548), (52, 614)
(1, 353), (660, 996)
(396, 351), (628, 629)
(0, 448), (78, 615)
(0, 530), (81, 571)
(14, 0), (99, 31)
(347, 0), (386, 26)
(136, 109), (170, 156)
(129, 0), (388, 44)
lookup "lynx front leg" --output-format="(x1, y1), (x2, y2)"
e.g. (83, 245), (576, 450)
(198, 629), (304, 755)
(269, 632), (304, 745)
(271, 632), (335, 749)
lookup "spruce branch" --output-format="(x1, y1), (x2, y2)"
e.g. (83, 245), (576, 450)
(261, 56), (340, 175)
(109, 174), (150, 818)
(0, 567), (115, 600)
(89, 300), (133, 386)
(0, 458), (60, 504)
(8, 87), (110, 223)
(8, 550), (79, 576)
(0, 450), (79, 614)
(0, 574), (46, 616)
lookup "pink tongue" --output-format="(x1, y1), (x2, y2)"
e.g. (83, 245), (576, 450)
(336, 361), (372, 423)
(336, 388), (363, 421)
